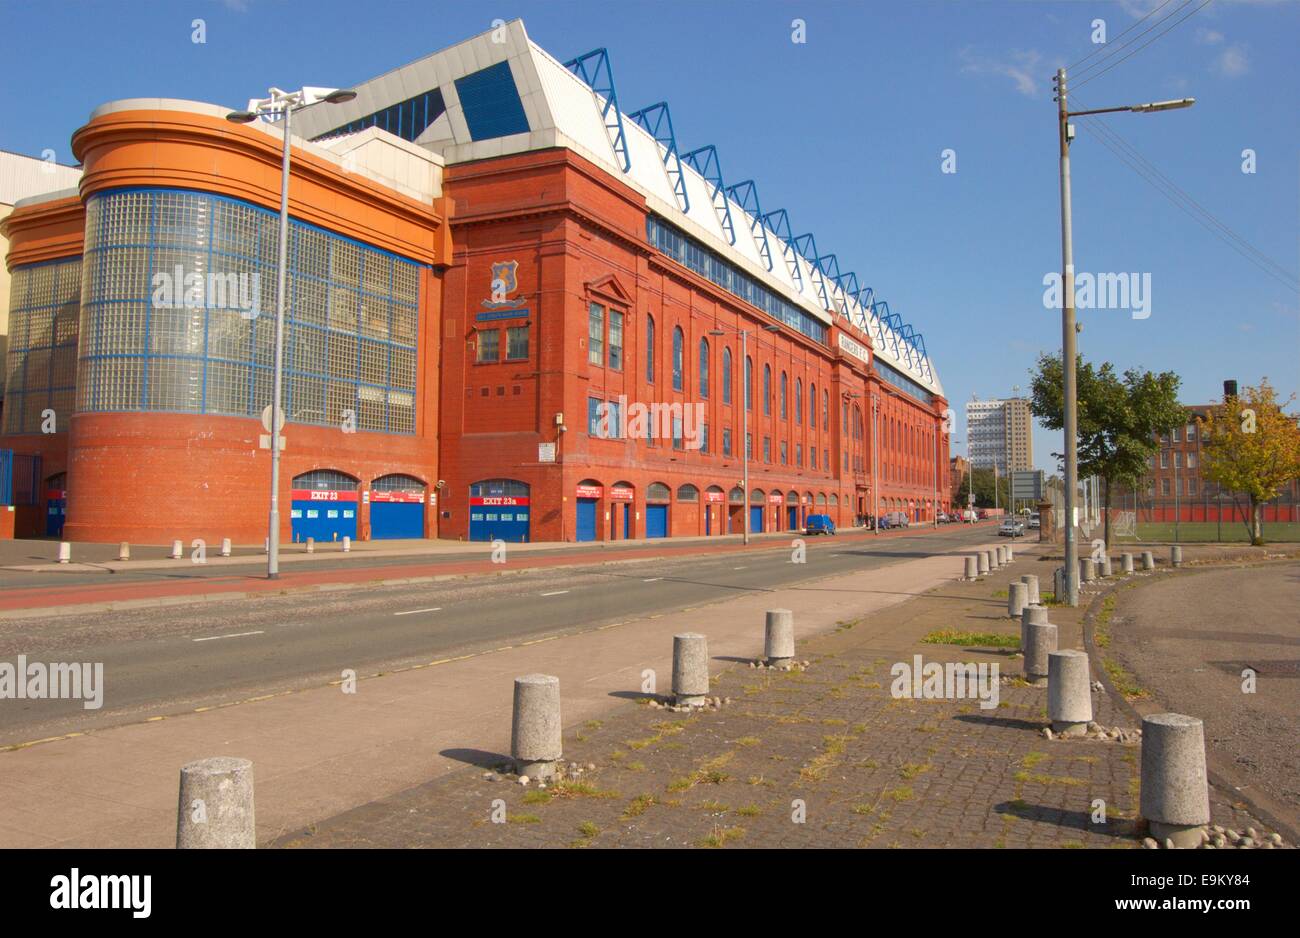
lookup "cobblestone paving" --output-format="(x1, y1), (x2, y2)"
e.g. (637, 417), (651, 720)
(277, 557), (1268, 849)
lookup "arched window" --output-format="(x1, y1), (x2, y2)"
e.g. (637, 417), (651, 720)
(372, 473), (426, 493)
(795, 378), (802, 425)
(646, 314), (655, 383)
(676, 484), (699, 502)
(647, 482), (671, 502)
(294, 469), (359, 491)
(698, 338), (709, 400)
(809, 382), (816, 430)
(780, 372), (788, 420)
(763, 365), (771, 416)
(722, 348), (732, 404)
(728, 486), (745, 504)
(745, 356), (753, 411)
(469, 478), (530, 498)
(672, 326), (684, 391)
(750, 488), (766, 505)
(822, 389), (829, 429)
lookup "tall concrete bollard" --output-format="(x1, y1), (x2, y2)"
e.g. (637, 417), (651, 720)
(764, 610), (795, 667)
(1079, 557), (1095, 583)
(342, 535), (351, 553)
(511, 674), (562, 780)
(964, 555), (979, 580)
(1121, 552), (1135, 574)
(1140, 713), (1210, 848)
(117, 542), (130, 562)
(1171, 545), (1183, 568)
(306, 537), (314, 554)
(1005, 544), (1014, 563)
(1023, 622), (1058, 686)
(987, 548), (998, 570)
(977, 552), (990, 575)
(995, 545), (1006, 567)
(1021, 574), (1040, 606)
(170, 539), (183, 560)
(1048, 650), (1092, 737)
(57, 542), (71, 564)
(1142, 550), (1155, 570)
(1021, 604), (1049, 654)
(176, 757), (256, 848)
(1008, 582), (1028, 620)
(672, 633), (710, 706)
(220, 538), (232, 558)
(1100, 555), (1113, 578)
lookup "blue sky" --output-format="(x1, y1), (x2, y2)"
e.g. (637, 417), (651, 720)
(2, 0), (1296, 471)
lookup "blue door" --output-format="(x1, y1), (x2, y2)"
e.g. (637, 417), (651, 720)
(705, 506), (711, 536)
(750, 506), (764, 533)
(371, 500), (424, 539)
(45, 493), (66, 537)
(576, 498), (597, 542)
(468, 480), (531, 542)
(645, 503), (668, 538)
(622, 503), (631, 538)
(788, 506), (799, 531)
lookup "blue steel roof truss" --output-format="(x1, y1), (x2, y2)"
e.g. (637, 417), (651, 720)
(681, 146), (736, 245)
(791, 235), (828, 308)
(628, 102), (690, 213)
(725, 180), (774, 272)
(834, 270), (859, 323)
(760, 210), (803, 290)
(563, 48), (632, 174)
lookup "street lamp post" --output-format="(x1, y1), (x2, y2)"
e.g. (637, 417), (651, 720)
(1053, 67), (1193, 606)
(711, 323), (779, 545)
(228, 86), (355, 579)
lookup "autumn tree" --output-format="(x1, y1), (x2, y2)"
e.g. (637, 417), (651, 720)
(1029, 353), (1185, 546)
(1200, 379), (1300, 545)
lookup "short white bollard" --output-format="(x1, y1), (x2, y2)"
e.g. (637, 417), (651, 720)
(1141, 713), (1210, 848)
(264, 537), (270, 554)
(306, 537), (314, 554)
(977, 552), (990, 576)
(1048, 650), (1092, 737)
(1005, 544), (1014, 563)
(1121, 552), (1135, 574)
(511, 674), (562, 781)
(176, 756), (256, 848)
(1008, 582), (1028, 620)
(1100, 555), (1113, 577)
(1079, 557), (1095, 583)
(964, 555), (979, 580)
(117, 542), (130, 562)
(764, 610), (795, 667)
(57, 542), (71, 564)
(1171, 545), (1183, 568)
(1020, 574), (1040, 606)
(170, 539), (183, 560)
(673, 633), (710, 706)
(1023, 621), (1058, 686)
(1141, 550), (1155, 571)
(342, 535), (351, 553)
(1053, 566), (1067, 603)
(995, 545), (1006, 567)
(220, 538), (232, 557)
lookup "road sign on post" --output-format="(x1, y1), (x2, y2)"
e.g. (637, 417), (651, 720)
(1011, 470), (1044, 503)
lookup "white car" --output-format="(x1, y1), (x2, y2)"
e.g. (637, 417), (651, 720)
(998, 518), (1026, 537)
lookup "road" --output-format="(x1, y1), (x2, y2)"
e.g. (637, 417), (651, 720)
(0, 525), (999, 746)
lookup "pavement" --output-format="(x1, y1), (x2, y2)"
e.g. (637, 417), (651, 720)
(0, 526), (1008, 848)
(277, 544), (1286, 849)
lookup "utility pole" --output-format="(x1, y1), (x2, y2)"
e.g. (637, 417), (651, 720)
(1055, 67), (1081, 606)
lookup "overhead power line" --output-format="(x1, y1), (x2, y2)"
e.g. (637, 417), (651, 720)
(1073, 0), (1217, 90)
(1066, 0), (1180, 74)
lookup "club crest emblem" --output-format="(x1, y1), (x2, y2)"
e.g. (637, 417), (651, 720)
(483, 260), (526, 309)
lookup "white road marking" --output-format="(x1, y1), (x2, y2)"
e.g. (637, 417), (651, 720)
(393, 607), (442, 616)
(193, 630), (264, 643)
(643, 577), (662, 582)
(733, 566), (747, 570)
(540, 590), (570, 596)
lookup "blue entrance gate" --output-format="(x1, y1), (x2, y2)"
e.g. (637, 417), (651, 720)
(576, 498), (597, 542)
(645, 503), (668, 538)
(291, 470), (358, 543)
(370, 474), (426, 540)
(469, 479), (530, 542)
(788, 506), (799, 531)
(750, 505), (764, 533)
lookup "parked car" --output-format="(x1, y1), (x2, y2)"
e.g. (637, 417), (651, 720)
(1027, 514), (1040, 530)
(804, 514), (836, 536)
(998, 518), (1026, 537)
(882, 511), (910, 529)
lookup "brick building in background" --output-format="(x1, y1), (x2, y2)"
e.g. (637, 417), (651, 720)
(2, 20), (950, 544)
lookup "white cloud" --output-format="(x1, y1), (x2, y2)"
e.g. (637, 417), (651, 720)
(1215, 42), (1250, 77)
(959, 48), (1043, 98)
(1195, 27), (1225, 45)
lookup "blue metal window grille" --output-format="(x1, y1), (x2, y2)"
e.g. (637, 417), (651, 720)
(645, 216), (828, 346)
(372, 473), (425, 492)
(2, 257), (80, 435)
(315, 89), (447, 143)
(455, 62), (530, 141)
(76, 188), (421, 434)
(470, 479), (529, 499)
(293, 469), (358, 491)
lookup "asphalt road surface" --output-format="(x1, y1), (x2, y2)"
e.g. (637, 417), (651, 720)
(0, 526), (997, 745)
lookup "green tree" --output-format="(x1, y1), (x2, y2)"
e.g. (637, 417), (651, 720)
(1201, 380), (1300, 545)
(1029, 353), (1185, 546)
(955, 467), (1010, 510)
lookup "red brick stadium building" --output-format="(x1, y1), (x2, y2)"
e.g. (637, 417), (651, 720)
(1, 21), (950, 545)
